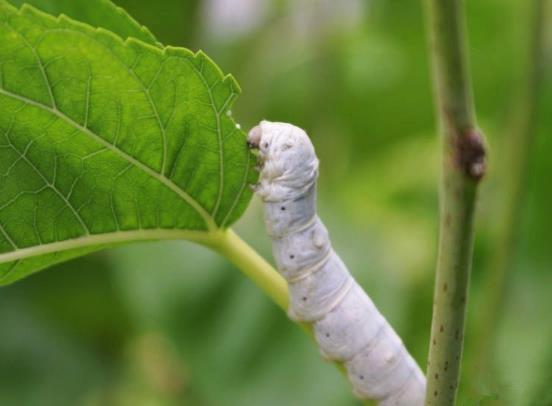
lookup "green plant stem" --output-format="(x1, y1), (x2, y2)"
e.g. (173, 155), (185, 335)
(473, 0), (546, 383)
(423, 0), (485, 404)
(211, 228), (374, 406)
(212, 228), (289, 311)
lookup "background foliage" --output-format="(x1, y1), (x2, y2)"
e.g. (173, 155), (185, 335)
(1, 0), (551, 405)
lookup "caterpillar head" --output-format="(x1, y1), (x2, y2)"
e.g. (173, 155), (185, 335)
(248, 121), (319, 202)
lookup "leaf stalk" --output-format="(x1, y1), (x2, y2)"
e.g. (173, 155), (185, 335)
(211, 228), (289, 310)
(211, 228), (375, 405)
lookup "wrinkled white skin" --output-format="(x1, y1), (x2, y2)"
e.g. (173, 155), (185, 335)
(248, 121), (426, 405)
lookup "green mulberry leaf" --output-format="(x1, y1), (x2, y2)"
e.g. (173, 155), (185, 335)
(8, 0), (158, 46)
(0, 1), (257, 284)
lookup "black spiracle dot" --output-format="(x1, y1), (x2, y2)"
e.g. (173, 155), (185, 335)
(359, 375), (364, 380)
(325, 333), (330, 338)
(289, 254), (295, 259)
(263, 142), (269, 148)
(280, 206), (286, 211)
(302, 296), (307, 301)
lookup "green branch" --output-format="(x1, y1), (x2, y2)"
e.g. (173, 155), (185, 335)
(423, 0), (486, 404)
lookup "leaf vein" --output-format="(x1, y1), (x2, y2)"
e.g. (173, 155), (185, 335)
(185, 61), (225, 217)
(0, 229), (214, 265)
(0, 259), (20, 283)
(4, 130), (91, 235)
(0, 223), (18, 249)
(0, 87), (215, 230)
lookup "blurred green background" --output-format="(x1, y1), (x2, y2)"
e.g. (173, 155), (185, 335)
(1, 0), (551, 405)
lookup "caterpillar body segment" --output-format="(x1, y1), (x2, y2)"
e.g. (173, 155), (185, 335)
(248, 121), (426, 405)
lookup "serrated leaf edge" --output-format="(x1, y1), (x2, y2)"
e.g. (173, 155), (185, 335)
(0, 1), (254, 281)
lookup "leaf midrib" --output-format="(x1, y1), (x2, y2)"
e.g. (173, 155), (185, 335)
(0, 228), (215, 272)
(0, 86), (216, 230)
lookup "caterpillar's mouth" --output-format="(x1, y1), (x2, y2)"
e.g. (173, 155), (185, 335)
(247, 125), (263, 149)
(247, 124), (266, 174)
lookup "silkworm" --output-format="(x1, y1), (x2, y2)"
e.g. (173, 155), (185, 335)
(248, 121), (426, 405)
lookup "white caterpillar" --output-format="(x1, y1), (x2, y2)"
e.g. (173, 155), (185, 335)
(248, 121), (426, 405)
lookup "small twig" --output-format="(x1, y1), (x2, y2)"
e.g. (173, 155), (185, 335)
(423, 0), (486, 404)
